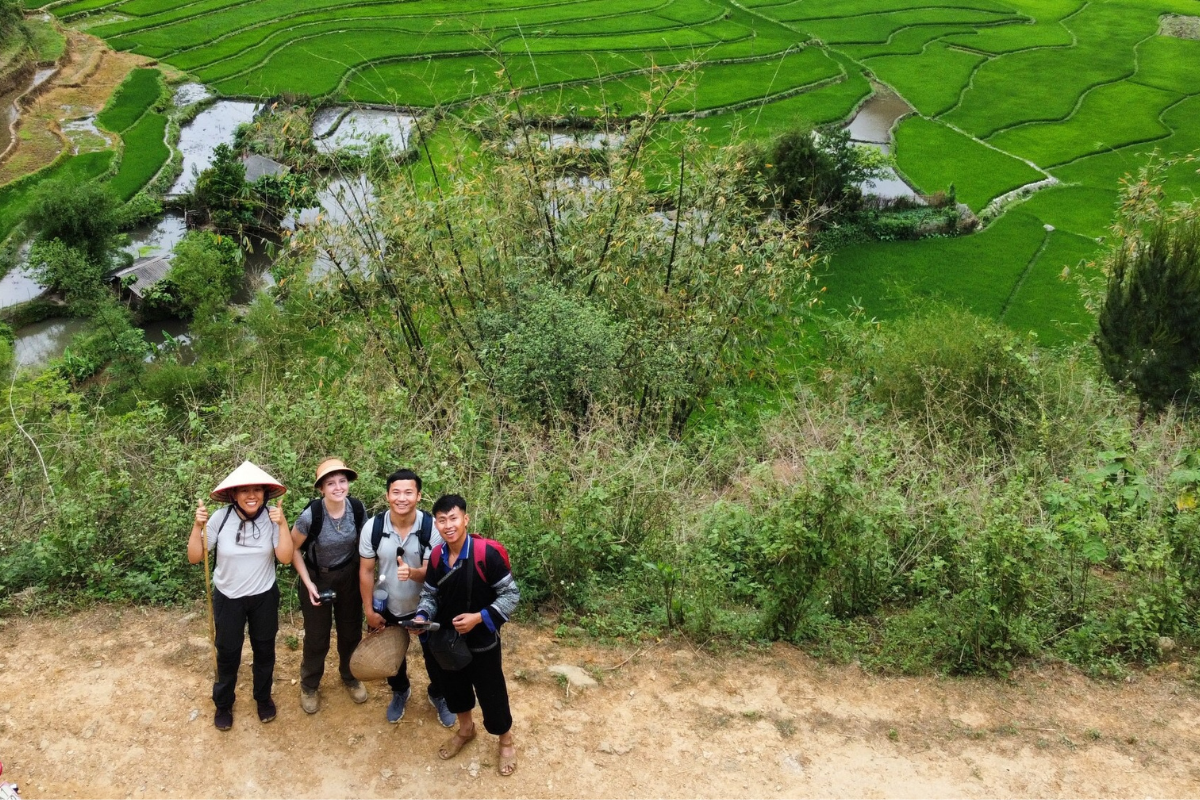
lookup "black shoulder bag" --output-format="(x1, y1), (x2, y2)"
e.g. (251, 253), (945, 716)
(428, 544), (475, 671)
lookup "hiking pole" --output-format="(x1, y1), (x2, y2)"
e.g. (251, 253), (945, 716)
(200, 499), (218, 681)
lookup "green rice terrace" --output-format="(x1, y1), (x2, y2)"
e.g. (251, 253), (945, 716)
(21, 0), (1200, 342)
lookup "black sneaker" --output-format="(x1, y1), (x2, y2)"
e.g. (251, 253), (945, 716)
(214, 707), (233, 731)
(257, 699), (277, 723)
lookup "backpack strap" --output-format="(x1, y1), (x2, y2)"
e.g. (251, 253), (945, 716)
(349, 498), (366, 535)
(369, 511), (388, 557)
(430, 541), (445, 572)
(416, 511), (433, 557)
(211, 505), (237, 556)
(309, 499), (325, 541)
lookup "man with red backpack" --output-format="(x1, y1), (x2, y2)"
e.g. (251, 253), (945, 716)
(413, 494), (520, 777)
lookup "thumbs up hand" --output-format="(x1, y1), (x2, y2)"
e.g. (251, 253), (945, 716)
(269, 499), (286, 526)
(195, 499), (209, 527)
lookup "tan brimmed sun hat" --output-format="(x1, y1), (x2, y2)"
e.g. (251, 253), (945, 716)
(314, 457), (358, 488)
(350, 626), (410, 681)
(210, 460), (287, 503)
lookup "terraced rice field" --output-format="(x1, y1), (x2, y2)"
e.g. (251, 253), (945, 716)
(28, 0), (1200, 341)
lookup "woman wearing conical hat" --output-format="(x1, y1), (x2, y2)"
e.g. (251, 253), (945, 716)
(187, 460), (293, 731)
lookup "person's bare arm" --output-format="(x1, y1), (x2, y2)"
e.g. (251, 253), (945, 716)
(186, 500), (208, 565)
(360, 556), (384, 630)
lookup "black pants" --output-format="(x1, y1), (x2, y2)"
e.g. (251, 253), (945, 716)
(380, 608), (445, 699)
(435, 644), (512, 735)
(212, 584), (279, 710)
(298, 559), (362, 692)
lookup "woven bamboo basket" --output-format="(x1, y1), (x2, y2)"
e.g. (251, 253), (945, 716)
(350, 626), (410, 681)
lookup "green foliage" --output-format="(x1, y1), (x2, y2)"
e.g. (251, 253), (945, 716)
(294, 113), (814, 433)
(758, 126), (880, 219)
(166, 230), (243, 318)
(0, 151), (114, 244)
(479, 284), (624, 420)
(0, 0), (22, 38)
(27, 239), (107, 308)
(862, 309), (1042, 449)
(25, 177), (121, 265)
(1096, 171), (1200, 410)
(191, 144), (251, 230)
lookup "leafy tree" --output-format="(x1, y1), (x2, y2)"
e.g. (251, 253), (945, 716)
(1096, 171), (1200, 411)
(191, 144), (251, 230)
(759, 126), (886, 221)
(0, 0), (23, 39)
(168, 230), (243, 317)
(27, 239), (107, 309)
(25, 178), (121, 265)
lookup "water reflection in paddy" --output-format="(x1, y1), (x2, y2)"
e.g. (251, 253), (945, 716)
(314, 109), (414, 153)
(170, 100), (258, 194)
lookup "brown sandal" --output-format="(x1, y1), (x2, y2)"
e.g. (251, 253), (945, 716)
(438, 728), (476, 760)
(498, 741), (517, 777)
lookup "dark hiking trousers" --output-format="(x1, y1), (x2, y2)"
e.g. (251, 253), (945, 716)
(434, 643), (512, 736)
(380, 608), (446, 700)
(298, 559), (363, 692)
(212, 584), (279, 710)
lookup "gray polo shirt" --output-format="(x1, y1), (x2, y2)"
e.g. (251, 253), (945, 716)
(359, 510), (442, 617)
(206, 506), (280, 599)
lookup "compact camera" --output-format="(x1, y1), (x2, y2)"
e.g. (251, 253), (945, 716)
(316, 589), (337, 605)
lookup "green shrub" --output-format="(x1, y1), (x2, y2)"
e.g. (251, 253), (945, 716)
(863, 309), (1042, 449)
(480, 284), (624, 420)
(1096, 180), (1200, 411)
(25, 178), (121, 265)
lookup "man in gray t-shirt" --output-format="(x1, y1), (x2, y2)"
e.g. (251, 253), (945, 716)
(358, 469), (454, 727)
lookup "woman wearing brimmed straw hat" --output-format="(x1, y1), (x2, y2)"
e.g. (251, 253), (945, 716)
(187, 460), (293, 731)
(291, 458), (370, 713)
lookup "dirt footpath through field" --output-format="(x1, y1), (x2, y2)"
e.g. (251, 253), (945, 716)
(1, 606), (1199, 798)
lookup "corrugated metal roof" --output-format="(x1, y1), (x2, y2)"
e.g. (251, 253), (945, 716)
(111, 256), (171, 298)
(242, 153), (290, 182)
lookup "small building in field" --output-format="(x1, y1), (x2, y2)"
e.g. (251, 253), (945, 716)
(109, 255), (171, 307)
(241, 153), (290, 182)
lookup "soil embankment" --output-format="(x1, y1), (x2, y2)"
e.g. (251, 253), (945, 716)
(1, 607), (1198, 798)
(0, 28), (148, 187)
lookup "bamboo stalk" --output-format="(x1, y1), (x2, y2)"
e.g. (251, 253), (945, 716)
(201, 529), (217, 680)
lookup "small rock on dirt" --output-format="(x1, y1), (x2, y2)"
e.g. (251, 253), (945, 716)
(140, 711), (156, 726)
(467, 760), (480, 778)
(380, 769), (392, 779)
(188, 709), (199, 722)
(179, 612), (198, 624)
(598, 740), (634, 755)
(777, 753), (804, 775)
(548, 665), (597, 688)
(1158, 636), (1176, 653)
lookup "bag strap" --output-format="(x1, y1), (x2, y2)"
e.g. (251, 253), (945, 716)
(416, 511), (433, 556)
(349, 497), (365, 534)
(308, 499), (325, 542)
(369, 511), (387, 556)
(212, 505), (236, 556)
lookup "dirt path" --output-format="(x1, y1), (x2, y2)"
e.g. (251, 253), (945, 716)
(1, 606), (1199, 798)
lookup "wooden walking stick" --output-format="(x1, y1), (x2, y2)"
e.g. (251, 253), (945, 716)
(200, 499), (218, 680)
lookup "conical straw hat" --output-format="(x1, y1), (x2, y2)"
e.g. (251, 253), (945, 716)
(350, 626), (410, 681)
(210, 460), (287, 503)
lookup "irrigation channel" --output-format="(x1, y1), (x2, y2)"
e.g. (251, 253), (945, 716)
(6, 83), (920, 369)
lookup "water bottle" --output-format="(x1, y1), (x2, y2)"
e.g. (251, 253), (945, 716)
(372, 577), (387, 614)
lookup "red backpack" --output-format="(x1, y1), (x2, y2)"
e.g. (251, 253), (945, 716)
(430, 534), (511, 583)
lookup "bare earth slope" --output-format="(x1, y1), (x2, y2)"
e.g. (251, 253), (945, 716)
(1, 607), (1198, 798)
